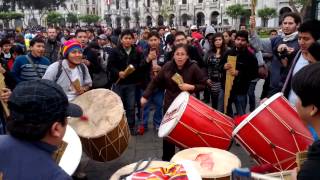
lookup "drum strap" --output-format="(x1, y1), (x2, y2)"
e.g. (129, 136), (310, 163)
(308, 125), (319, 141)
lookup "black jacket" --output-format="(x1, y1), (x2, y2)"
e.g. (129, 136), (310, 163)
(298, 140), (320, 180)
(107, 45), (145, 85)
(221, 47), (258, 95)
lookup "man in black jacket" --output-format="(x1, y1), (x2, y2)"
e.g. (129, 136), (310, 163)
(292, 63), (320, 180)
(108, 29), (145, 135)
(223, 31), (258, 116)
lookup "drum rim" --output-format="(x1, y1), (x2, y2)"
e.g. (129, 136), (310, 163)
(158, 91), (190, 138)
(59, 125), (82, 175)
(232, 92), (283, 136)
(171, 147), (241, 178)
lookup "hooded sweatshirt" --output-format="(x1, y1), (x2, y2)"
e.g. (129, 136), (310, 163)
(202, 25), (216, 53)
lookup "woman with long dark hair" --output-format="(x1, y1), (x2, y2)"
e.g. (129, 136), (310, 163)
(205, 33), (229, 111)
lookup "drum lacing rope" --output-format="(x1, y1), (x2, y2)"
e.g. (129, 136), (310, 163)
(118, 157), (155, 180)
(236, 136), (297, 171)
(188, 103), (234, 139)
(178, 121), (231, 148)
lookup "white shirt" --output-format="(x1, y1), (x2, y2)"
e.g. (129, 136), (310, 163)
(66, 67), (81, 101)
(288, 54), (309, 106)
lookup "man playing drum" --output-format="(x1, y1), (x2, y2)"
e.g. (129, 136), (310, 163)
(0, 79), (83, 180)
(292, 62), (320, 179)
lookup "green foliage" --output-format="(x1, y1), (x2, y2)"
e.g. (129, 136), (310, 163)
(46, 11), (63, 25)
(226, 4), (246, 19)
(258, 7), (277, 27)
(67, 13), (78, 24)
(79, 15), (100, 25)
(0, 11), (24, 20)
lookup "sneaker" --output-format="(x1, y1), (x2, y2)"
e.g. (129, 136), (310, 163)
(72, 172), (88, 180)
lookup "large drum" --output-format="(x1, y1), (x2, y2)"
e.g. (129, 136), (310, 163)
(58, 125), (82, 175)
(159, 92), (234, 150)
(68, 89), (130, 162)
(232, 93), (313, 171)
(110, 160), (201, 180)
(171, 147), (241, 180)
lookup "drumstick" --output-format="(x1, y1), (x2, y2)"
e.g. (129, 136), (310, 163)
(116, 64), (135, 84)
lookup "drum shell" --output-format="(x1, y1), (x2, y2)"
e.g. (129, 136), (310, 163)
(166, 94), (234, 150)
(80, 115), (130, 162)
(233, 93), (313, 170)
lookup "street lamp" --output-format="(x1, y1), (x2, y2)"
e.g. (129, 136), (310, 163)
(77, 11), (80, 26)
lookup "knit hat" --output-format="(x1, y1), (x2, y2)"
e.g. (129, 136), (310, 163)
(62, 39), (82, 58)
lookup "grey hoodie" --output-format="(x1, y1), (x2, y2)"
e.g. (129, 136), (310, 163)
(202, 25), (216, 53)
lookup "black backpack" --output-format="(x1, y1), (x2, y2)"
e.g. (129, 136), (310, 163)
(55, 60), (86, 82)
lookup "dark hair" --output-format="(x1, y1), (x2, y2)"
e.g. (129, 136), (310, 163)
(7, 117), (66, 141)
(223, 31), (232, 36)
(30, 37), (45, 47)
(211, 33), (227, 55)
(0, 39), (11, 47)
(174, 31), (186, 40)
(158, 26), (165, 31)
(165, 34), (175, 45)
(282, 12), (302, 25)
(298, 20), (320, 41)
(269, 29), (277, 35)
(308, 42), (320, 61)
(235, 30), (249, 42)
(172, 44), (189, 56)
(86, 28), (94, 34)
(292, 62), (320, 109)
(147, 31), (160, 39)
(10, 45), (25, 56)
(120, 29), (134, 39)
(75, 29), (87, 37)
(231, 30), (237, 34)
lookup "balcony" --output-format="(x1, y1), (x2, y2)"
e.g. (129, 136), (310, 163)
(111, 9), (120, 15)
(179, 4), (188, 10)
(208, 1), (218, 8)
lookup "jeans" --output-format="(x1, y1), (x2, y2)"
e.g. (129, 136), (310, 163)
(248, 81), (257, 112)
(235, 95), (248, 116)
(112, 84), (136, 128)
(0, 116), (6, 134)
(143, 90), (164, 129)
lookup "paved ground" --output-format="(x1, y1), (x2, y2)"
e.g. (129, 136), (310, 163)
(83, 80), (265, 180)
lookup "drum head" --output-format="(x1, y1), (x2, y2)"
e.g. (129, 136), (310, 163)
(171, 147), (241, 179)
(59, 125), (82, 175)
(232, 93), (283, 136)
(110, 160), (201, 180)
(68, 89), (124, 138)
(158, 92), (189, 138)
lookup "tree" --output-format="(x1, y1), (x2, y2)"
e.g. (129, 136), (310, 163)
(257, 7), (277, 27)
(226, 4), (246, 26)
(67, 13), (78, 26)
(0, 11), (24, 28)
(46, 12), (63, 26)
(79, 15), (100, 25)
(288, 0), (312, 18)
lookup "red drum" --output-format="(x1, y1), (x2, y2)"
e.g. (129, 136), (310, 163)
(232, 93), (313, 171)
(158, 92), (234, 150)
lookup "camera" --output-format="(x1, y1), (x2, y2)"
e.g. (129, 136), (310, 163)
(279, 48), (289, 59)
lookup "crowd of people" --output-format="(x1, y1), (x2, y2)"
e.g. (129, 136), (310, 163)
(0, 11), (320, 179)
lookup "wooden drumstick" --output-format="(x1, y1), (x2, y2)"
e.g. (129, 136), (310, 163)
(116, 64), (135, 84)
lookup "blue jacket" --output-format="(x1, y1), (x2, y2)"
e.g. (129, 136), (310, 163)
(0, 135), (71, 180)
(11, 53), (50, 83)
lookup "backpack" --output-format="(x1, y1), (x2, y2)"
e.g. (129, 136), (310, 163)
(55, 60), (86, 82)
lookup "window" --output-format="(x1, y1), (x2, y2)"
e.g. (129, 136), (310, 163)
(93, 7), (96, 14)
(126, 0), (129, 9)
(116, 0), (120, 9)
(86, 0), (89, 4)
(92, 0), (96, 4)
(87, 7), (90, 14)
(147, 0), (150, 7)
(70, 4), (74, 10)
(182, 0), (187, 4)
(170, 0), (174, 5)
(75, 4), (78, 10)
(135, 0), (138, 8)
(198, 0), (203, 3)
(158, 0), (162, 6)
